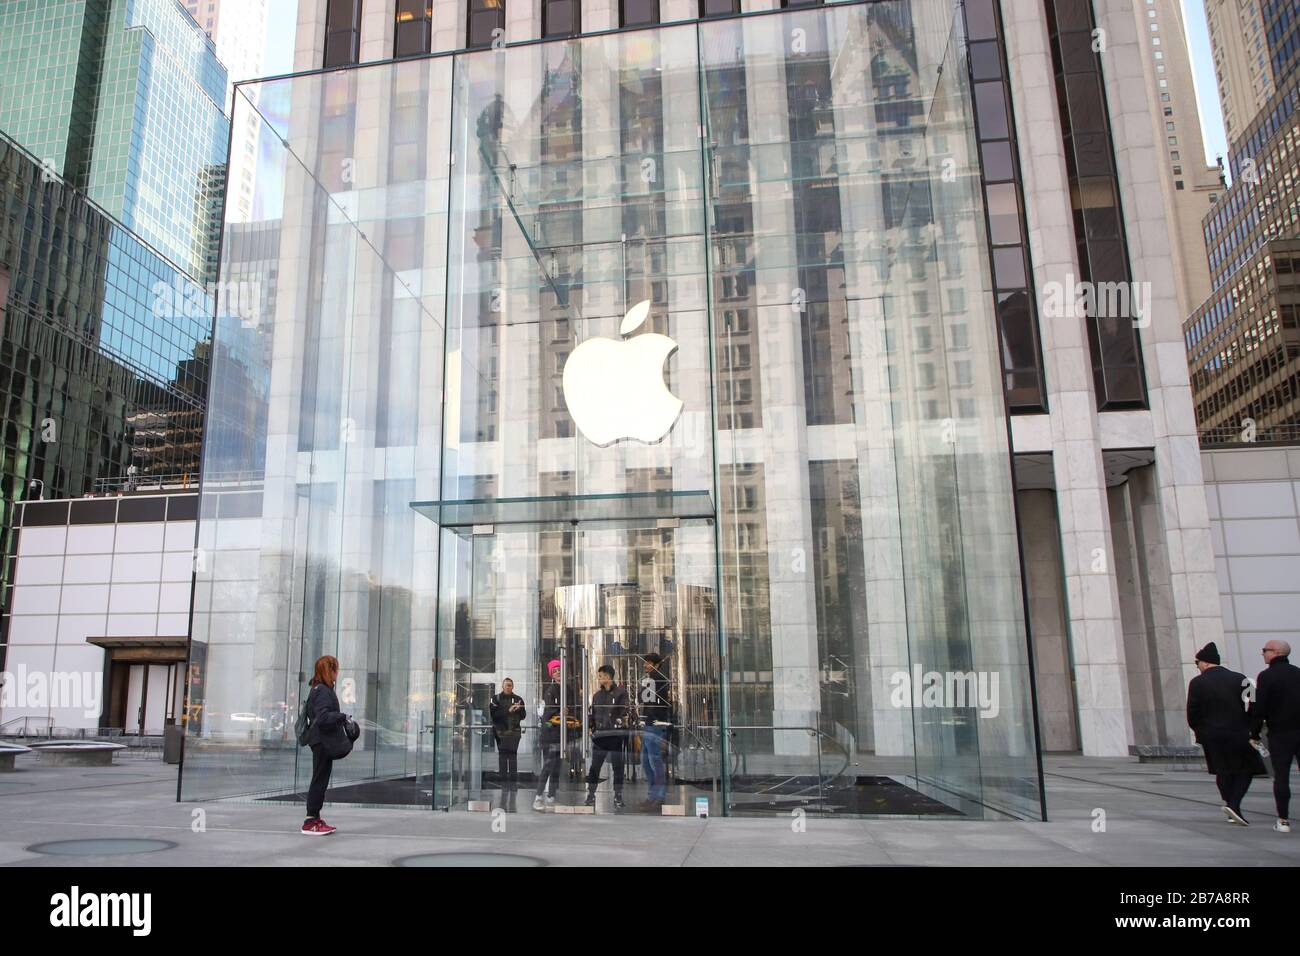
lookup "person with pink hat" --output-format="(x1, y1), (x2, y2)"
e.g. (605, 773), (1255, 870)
(533, 658), (566, 811)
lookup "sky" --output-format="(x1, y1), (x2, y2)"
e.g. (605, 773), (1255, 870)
(261, 0), (298, 78)
(1180, 0), (1231, 178)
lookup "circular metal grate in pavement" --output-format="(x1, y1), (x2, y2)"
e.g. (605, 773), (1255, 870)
(393, 852), (545, 867)
(27, 838), (177, 856)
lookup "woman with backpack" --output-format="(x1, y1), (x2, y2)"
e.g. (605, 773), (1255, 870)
(300, 655), (354, 835)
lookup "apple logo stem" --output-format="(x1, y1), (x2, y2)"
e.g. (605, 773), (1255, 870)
(562, 300), (683, 446)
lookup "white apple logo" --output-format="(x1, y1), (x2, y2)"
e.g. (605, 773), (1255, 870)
(562, 300), (683, 446)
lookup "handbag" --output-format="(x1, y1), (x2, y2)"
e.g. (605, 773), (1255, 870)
(344, 716), (361, 742)
(322, 717), (355, 760)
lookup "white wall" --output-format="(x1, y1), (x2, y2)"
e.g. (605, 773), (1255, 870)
(1203, 446), (1300, 677)
(1, 505), (195, 733)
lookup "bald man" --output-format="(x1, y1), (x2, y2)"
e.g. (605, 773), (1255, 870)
(1250, 640), (1300, 833)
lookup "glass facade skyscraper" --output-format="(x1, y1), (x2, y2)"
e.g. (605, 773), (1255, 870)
(0, 132), (214, 676)
(0, 0), (230, 281)
(181, 0), (1045, 820)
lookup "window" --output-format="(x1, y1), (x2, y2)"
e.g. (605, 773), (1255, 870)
(394, 0), (430, 57)
(1176, 180), (1184, 189)
(323, 0), (362, 68)
(468, 0), (505, 49)
(621, 0), (660, 25)
(700, 0), (740, 14)
(542, 0), (580, 36)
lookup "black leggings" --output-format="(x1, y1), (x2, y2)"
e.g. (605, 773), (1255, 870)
(1268, 730), (1299, 820)
(307, 745), (333, 820)
(498, 744), (519, 789)
(587, 739), (625, 792)
(1215, 773), (1252, 814)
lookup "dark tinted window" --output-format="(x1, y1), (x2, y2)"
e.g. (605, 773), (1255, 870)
(964, 0), (997, 38)
(701, 0), (740, 15)
(71, 499), (119, 524)
(323, 0), (362, 67)
(21, 501), (69, 527)
(117, 496), (168, 523)
(468, 0), (505, 49)
(395, 0), (431, 58)
(622, 0), (660, 26)
(542, 0), (580, 36)
(167, 495), (199, 521)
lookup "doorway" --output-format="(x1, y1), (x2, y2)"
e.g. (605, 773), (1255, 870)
(429, 515), (721, 816)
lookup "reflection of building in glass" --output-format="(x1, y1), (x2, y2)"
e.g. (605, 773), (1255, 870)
(0, 133), (215, 675)
(181, 0), (1222, 823)
(0, 0), (230, 281)
(183, 0), (270, 224)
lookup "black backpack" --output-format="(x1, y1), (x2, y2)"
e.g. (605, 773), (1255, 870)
(294, 697), (311, 747)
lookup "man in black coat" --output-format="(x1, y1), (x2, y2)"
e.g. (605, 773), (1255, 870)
(1249, 639), (1300, 833)
(489, 677), (526, 812)
(1187, 642), (1263, 826)
(585, 664), (630, 809)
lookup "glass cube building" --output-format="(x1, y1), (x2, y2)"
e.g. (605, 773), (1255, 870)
(181, 0), (1047, 819)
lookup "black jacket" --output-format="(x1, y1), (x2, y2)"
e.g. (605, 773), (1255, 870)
(636, 668), (672, 724)
(489, 692), (526, 739)
(304, 682), (346, 748)
(1251, 655), (1300, 738)
(1187, 665), (1252, 740)
(539, 681), (578, 745)
(589, 684), (631, 738)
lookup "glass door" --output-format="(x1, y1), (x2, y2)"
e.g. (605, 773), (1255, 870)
(431, 515), (721, 816)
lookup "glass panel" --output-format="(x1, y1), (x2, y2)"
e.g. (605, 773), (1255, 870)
(698, 1), (1038, 818)
(435, 519), (720, 813)
(180, 56), (453, 808)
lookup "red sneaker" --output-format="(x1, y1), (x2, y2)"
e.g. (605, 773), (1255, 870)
(301, 819), (336, 836)
(314, 819), (337, 835)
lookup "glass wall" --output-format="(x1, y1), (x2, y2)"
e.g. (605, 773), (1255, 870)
(181, 0), (1043, 821)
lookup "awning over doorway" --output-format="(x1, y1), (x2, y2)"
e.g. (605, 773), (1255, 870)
(85, 635), (189, 663)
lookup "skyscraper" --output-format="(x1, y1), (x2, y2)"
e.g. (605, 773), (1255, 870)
(1184, 72), (1300, 440)
(183, 0), (271, 224)
(0, 0), (231, 280)
(1204, 0), (1300, 146)
(1132, 0), (1224, 319)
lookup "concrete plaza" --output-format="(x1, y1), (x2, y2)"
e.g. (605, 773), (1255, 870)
(0, 753), (1297, 867)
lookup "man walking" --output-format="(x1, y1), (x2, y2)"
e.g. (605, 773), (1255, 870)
(1250, 640), (1300, 833)
(1187, 642), (1263, 826)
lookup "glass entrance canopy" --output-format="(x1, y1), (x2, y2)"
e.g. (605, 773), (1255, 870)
(181, 0), (1044, 820)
